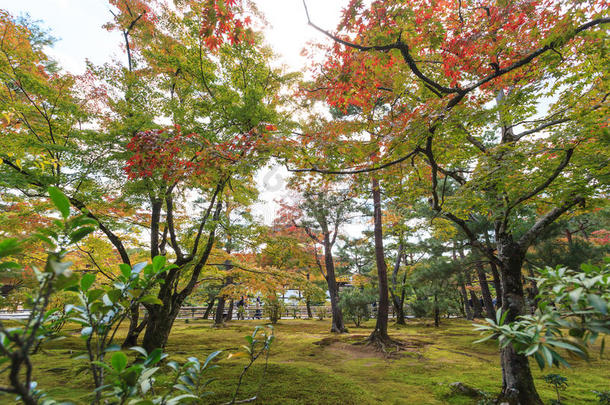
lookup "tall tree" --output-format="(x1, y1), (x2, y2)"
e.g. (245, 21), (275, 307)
(294, 1), (608, 402)
(368, 176), (394, 345)
(0, 1), (292, 351)
(280, 180), (357, 333)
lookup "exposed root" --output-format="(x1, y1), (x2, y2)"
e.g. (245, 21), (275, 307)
(359, 331), (405, 356)
(313, 332), (429, 359)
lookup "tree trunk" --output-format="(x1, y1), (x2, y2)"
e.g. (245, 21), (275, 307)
(489, 261), (502, 308)
(469, 289), (483, 319)
(214, 271), (233, 326)
(202, 298), (215, 319)
(459, 282), (473, 320)
(369, 178), (392, 344)
(142, 299), (181, 352)
(323, 236), (347, 333)
(476, 261), (496, 319)
(225, 299), (234, 321)
(465, 270), (483, 318)
(141, 263), (187, 352)
(497, 236), (543, 405)
(457, 286), (466, 317)
(305, 272), (313, 318)
(214, 295), (226, 326)
(399, 276), (407, 321)
(391, 291), (406, 325)
(141, 189), (223, 352)
(306, 298), (312, 318)
(433, 293), (440, 327)
(122, 304), (143, 348)
(526, 267), (539, 315)
(390, 242), (406, 325)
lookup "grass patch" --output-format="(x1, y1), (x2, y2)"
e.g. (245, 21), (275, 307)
(1, 318), (607, 404)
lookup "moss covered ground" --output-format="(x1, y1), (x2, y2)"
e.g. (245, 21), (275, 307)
(3, 318), (608, 404)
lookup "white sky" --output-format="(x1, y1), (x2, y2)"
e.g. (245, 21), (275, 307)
(0, 0), (350, 225)
(0, 0), (345, 73)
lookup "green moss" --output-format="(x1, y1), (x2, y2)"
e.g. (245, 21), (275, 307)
(1, 319), (607, 404)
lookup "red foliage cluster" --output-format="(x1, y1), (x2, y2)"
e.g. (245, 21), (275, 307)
(105, 0), (158, 31)
(124, 123), (274, 181)
(198, 0), (253, 50)
(311, 0), (603, 112)
(213, 124), (273, 162)
(124, 128), (196, 181)
(591, 230), (610, 246)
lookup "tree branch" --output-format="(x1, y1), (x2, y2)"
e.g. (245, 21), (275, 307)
(178, 196), (224, 300)
(286, 149), (419, 175)
(506, 148), (574, 213)
(513, 118), (570, 140)
(185, 179), (226, 264)
(464, 18), (610, 93)
(518, 195), (585, 249)
(165, 192), (184, 262)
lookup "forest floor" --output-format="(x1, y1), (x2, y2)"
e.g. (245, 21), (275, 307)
(4, 318), (608, 404)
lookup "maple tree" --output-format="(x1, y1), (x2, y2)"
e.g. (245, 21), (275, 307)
(277, 177), (360, 333)
(287, 0), (609, 402)
(259, 218), (327, 319)
(97, 0), (291, 351)
(0, 0), (292, 352)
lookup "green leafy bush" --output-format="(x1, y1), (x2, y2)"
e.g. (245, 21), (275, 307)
(314, 305), (329, 321)
(339, 288), (376, 327)
(264, 295), (285, 324)
(474, 260), (610, 369)
(0, 187), (276, 405)
(542, 373), (567, 404)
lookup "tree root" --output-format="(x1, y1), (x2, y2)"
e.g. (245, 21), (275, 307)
(357, 331), (405, 355)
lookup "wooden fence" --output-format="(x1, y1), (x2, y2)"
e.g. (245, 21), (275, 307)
(177, 304), (398, 320)
(0, 305), (400, 320)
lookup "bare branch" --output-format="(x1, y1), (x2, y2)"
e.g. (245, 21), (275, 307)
(518, 195), (585, 249)
(286, 149), (419, 175)
(507, 148), (574, 213)
(514, 118), (570, 140)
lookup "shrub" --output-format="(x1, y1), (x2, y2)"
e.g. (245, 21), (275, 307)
(264, 295), (285, 324)
(409, 296), (430, 318)
(339, 288), (376, 327)
(475, 261), (610, 369)
(0, 187), (276, 404)
(315, 305), (329, 320)
(542, 373), (567, 404)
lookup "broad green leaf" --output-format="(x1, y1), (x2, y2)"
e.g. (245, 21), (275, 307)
(130, 347), (148, 357)
(69, 227), (95, 244)
(203, 350), (222, 368)
(588, 294), (608, 315)
(152, 255), (166, 272)
(140, 295), (163, 305)
(48, 186), (71, 219)
(111, 351), (128, 372)
(107, 289), (122, 304)
(0, 238), (21, 259)
(55, 273), (79, 290)
(0, 261), (20, 271)
(87, 289), (105, 302)
(80, 273), (96, 291)
(119, 264), (132, 278)
(540, 345), (553, 367)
